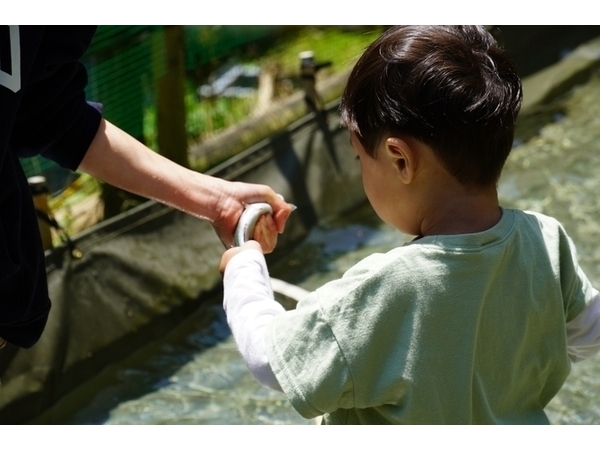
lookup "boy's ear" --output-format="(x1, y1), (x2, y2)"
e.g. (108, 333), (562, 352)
(385, 137), (414, 184)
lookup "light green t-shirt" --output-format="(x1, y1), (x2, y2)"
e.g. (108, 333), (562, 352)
(265, 209), (592, 424)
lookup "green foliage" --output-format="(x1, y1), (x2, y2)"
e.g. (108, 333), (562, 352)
(259, 26), (382, 77)
(185, 88), (255, 144)
(144, 26), (383, 150)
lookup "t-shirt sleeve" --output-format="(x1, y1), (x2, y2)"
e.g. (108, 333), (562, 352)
(11, 26), (102, 170)
(557, 225), (594, 323)
(264, 284), (357, 419)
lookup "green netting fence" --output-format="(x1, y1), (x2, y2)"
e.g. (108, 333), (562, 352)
(20, 25), (281, 183)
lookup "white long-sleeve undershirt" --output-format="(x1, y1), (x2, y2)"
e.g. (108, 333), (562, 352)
(222, 249), (600, 392)
(566, 287), (600, 362)
(222, 249), (285, 391)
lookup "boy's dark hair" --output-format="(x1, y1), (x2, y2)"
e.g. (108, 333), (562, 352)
(340, 25), (523, 187)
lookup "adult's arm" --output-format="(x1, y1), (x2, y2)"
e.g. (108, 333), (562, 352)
(78, 119), (292, 250)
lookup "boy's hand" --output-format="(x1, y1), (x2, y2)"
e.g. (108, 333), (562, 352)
(251, 213), (278, 253)
(219, 240), (263, 275)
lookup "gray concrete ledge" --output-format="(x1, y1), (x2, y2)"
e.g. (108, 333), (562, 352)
(521, 36), (600, 115)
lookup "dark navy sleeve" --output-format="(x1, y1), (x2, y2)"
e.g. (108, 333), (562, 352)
(10, 26), (102, 170)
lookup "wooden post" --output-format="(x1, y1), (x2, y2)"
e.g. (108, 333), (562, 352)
(155, 25), (189, 168)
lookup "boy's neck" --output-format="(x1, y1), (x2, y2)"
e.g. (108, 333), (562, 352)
(418, 185), (501, 237)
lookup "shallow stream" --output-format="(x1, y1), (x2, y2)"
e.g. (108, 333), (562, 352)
(36, 70), (600, 425)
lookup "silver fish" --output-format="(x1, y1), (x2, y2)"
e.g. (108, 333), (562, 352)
(233, 202), (274, 247)
(232, 201), (297, 247)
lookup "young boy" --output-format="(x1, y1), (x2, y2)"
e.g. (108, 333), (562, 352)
(219, 26), (600, 424)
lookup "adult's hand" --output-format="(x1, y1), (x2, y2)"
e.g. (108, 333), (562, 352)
(208, 179), (292, 252)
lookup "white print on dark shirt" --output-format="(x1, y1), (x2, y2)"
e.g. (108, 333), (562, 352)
(0, 25), (21, 93)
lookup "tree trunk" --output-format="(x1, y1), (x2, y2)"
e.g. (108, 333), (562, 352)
(155, 25), (189, 168)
